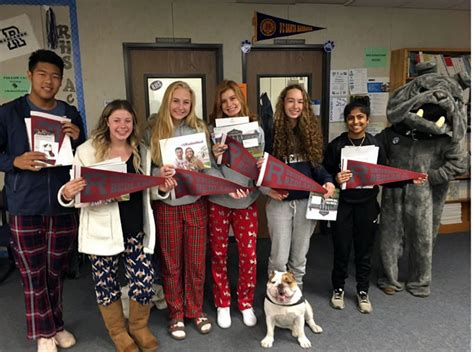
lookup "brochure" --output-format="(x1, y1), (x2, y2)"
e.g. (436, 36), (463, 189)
(306, 189), (340, 221)
(214, 121), (263, 162)
(159, 132), (211, 171)
(340, 145), (379, 190)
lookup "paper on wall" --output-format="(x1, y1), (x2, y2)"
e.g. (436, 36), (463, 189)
(330, 96), (347, 122)
(348, 68), (368, 95)
(330, 70), (349, 96)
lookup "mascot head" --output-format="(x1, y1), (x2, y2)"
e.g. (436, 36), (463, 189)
(387, 62), (470, 142)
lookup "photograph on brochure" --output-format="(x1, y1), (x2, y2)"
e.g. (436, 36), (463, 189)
(306, 189), (340, 221)
(159, 132), (211, 171)
(144, 74), (206, 119)
(213, 121), (263, 161)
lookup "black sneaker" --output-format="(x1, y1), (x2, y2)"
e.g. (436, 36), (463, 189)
(330, 288), (345, 309)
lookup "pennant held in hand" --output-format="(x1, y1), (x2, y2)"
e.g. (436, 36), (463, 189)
(80, 167), (167, 203)
(220, 136), (259, 181)
(345, 159), (425, 189)
(256, 152), (327, 194)
(173, 169), (254, 198)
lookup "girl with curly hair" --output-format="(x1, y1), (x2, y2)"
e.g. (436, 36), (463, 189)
(265, 84), (335, 289)
(59, 99), (175, 351)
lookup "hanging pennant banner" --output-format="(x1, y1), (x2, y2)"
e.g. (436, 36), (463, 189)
(173, 169), (254, 198)
(79, 167), (167, 203)
(252, 12), (325, 43)
(345, 159), (425, 189)
(256, 152), (327, 194)
(220, 136), (260, 181)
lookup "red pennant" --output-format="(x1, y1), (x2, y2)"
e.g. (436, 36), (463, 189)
(173, 169), (254, 198)
(345, 159), (425, 189)
(256, 153), (327, 194)
(80, 167), (167, 203)
(220, 136), (259, 180)
(31, 114), (65, 151)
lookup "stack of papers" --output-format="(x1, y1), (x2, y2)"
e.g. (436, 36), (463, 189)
(440, 203), (462, 225)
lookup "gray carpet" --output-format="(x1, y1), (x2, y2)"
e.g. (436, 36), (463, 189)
(0, 231), (470, 351)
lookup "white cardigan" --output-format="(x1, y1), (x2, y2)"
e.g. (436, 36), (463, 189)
(58, 140), (167, 256)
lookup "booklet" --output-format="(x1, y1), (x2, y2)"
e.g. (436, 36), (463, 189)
(26, 111), (74, 167)
(159, 132), (211, 171)
(74, 158), (128, 207)
(214, 121), (263, 162)
(214, 116), (249, 127)
(306, 189), (340, 221)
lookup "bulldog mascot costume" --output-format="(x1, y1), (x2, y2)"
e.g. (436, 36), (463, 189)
(377, 62), (469, 297)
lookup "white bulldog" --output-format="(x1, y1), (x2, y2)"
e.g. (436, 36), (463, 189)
(261, 271), (323, 349)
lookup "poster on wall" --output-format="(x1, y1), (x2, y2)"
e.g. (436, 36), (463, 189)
(0, 14), (39, 63)
(0, 75), (29, 99)
(145, 75), (206, 120)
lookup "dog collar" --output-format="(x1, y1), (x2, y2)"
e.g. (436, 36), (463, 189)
(265, 294), (305, 307)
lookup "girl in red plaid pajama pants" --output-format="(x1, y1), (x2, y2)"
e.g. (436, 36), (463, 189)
(149, 81), (218, 340)
(207, 80), (264, 329)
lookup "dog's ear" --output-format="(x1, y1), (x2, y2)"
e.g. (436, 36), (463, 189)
(287, 271), (296, 281)
(268, 271), (275, 280)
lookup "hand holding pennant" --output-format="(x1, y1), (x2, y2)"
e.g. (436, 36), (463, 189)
(345, 159), (426, 189)
(173, 169), (254, 198)
(219, 135), (260, 181)
(78, 166), (168, 203)
(256, 152), (327, 194)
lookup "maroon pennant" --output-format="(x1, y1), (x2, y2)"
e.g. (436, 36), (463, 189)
(80, 167), (167, 203)
(31, 114), (65, 151)
(345, 159), (425, 189)
(256, 153), (327, 194)
(173, 169), (254, 198)
(220, 136), (259, 181)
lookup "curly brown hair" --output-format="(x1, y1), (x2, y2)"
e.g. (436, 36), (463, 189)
(272, 84), (323, 165)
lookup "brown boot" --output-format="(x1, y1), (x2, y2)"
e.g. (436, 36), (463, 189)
(128, 300), (159, 352)
(98, 300), (139, 352)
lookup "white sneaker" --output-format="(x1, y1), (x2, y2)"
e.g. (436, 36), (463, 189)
(217, 307), (231, 329)
(357, 291), (373, 314)
(241, 308), (257, 327)
(53, 329), (76, 348)
(330, 288), (345, 310)
(37, 337), (57, 352)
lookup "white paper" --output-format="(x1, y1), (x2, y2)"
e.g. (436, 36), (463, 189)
(340, 145), (379, 190)
(330, 97), (348, 122)
(368, 93), (389, 116)
(349, 68), (368, 95)
(330, 70), (349, 96)
(215, 116), (249, 127)
(306, 190), (339, 221)
(160, 132), (211, 170)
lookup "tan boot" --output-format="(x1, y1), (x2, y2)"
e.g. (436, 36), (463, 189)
(128, 300), (159, 352)
(98, 301), (139, 352)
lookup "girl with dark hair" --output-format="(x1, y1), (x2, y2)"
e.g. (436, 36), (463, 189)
(264, 84), (335, 289)
(59, 99), (175, 351)
(323, 97), (426, 314)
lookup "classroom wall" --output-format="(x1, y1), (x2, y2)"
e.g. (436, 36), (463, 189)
(0, 0), (470, 137)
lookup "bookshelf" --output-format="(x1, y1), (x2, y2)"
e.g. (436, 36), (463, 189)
(390, 48), (470, 91)
(390, 48), (471, 234)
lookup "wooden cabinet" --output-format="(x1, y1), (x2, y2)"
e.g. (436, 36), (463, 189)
(390, 48), (471, 234)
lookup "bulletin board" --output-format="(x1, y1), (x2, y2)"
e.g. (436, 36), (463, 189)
(0, 0), (86, 131)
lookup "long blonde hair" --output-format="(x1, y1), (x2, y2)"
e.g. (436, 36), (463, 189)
(149, 81), (208, 165)
(91, 99), (143, 173)
(208, 80), (256, 125)
(272, 84), (323, 165)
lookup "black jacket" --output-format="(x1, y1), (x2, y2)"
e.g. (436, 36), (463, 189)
(0, 95), (86, 215)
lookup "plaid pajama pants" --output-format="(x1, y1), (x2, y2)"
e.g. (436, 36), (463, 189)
(89, 232), (155, 306)
(209, 202), (258, 311)
(153, 199), (207, 320)
(9, 214), (78, 340)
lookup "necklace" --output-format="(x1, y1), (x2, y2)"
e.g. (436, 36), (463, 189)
(348, 134), (366, 147)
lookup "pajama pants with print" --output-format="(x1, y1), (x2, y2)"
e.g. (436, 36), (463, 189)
(153, 199), (207, 320)
(89, 232), (155, 306)
(209, 202), (258, 311)
(9, 214), (78, 340)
